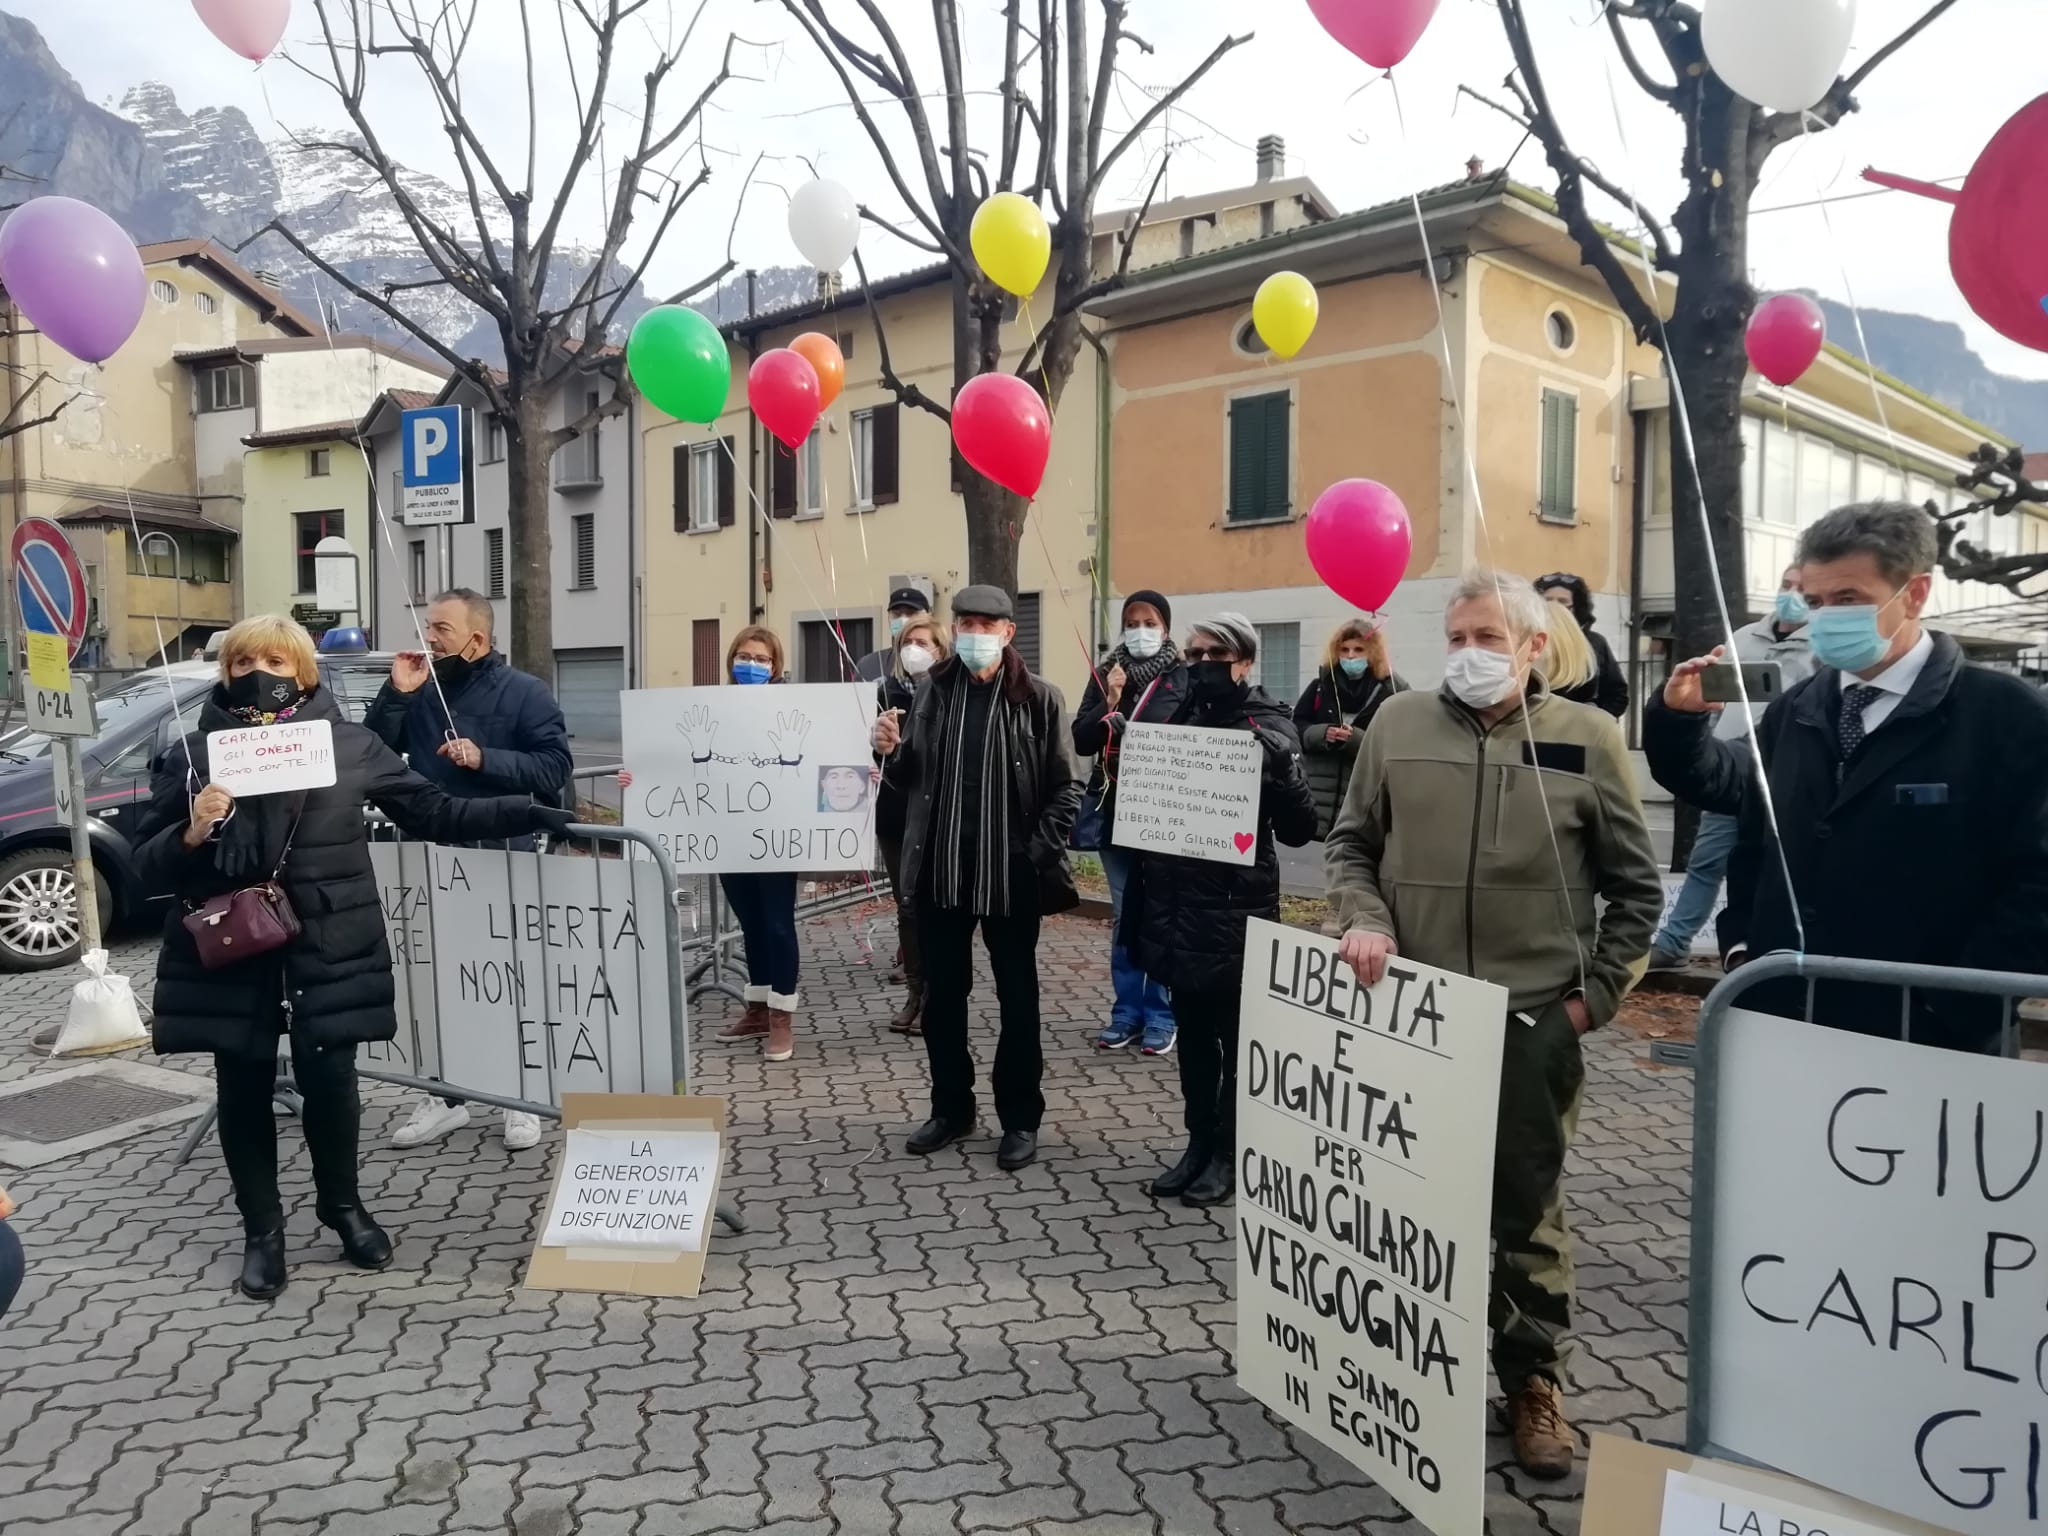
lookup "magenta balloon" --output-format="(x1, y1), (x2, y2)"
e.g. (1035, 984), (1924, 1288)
(1744, 293), (1826, 387)
(1305, 479), (1412, 612)
(1304, 0), (1444, 69)
(0, 197), (147, 365)
(192, 0), (292, 62)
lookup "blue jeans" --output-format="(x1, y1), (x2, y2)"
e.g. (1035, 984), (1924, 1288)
(1102, 846), (1172, 1031)
(720, 872), (800, 1000)
(0, 1218), (21, 1321)
(1653, 810), (1738, 956)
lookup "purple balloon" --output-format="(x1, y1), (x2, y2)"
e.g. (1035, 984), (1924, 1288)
(0, 197), (147, 364)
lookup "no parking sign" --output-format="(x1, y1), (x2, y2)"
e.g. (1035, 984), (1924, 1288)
(12, 516), (88, 661)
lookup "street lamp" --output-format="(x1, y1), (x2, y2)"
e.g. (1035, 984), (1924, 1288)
(136, 530), (184, 662)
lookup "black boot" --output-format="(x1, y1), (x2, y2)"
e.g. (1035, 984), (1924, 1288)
(239, 1229), (287, 1299)
(1149, 1141), (1211, 1198)
(320, 1205), (394, 1270)
(1181, 1150), (1235, 1208)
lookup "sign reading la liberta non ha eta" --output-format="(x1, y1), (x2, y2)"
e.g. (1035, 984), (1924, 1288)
(622, 683), (878, 874)
(1234, 919), (1505, 1536)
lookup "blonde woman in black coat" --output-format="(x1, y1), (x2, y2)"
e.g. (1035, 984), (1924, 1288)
(132, 616), (573, 1299)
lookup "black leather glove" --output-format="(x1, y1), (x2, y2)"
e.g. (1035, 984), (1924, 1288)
(531, 804), (579, 839)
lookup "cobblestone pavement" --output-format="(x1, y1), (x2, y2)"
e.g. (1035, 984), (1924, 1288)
(0, 911), (1693, 1535)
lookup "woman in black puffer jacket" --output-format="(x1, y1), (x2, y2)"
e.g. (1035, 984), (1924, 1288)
(1122, 613), (1317, 1209)
(131, 616), (572, 1301)
(1293, 619), (1407, 841)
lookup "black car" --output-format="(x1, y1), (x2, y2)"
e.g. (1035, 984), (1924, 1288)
(0, 654), (399, 971)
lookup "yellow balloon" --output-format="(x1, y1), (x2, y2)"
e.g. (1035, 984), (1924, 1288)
(1253, 270), (1319, 359)
(971, 192), (1051, 298)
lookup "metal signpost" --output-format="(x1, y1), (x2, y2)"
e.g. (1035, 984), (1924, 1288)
(398, 405), (474, 527)
(11, 516), (100, 953)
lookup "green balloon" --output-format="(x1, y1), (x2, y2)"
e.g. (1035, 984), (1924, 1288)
(627, 305), (730, 425)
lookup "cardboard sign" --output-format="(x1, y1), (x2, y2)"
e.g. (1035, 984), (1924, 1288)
(1701, 1010), (2048, 1536)
(25, 630), (69, 691)
(206, 719), (338, 795)
(527, 1093), (727, 1298)
(1660, 1471), (1910, 1536)
(540, 1129), (721, 1250)
(1111, 722), (1263, 866)
(622, 683), (878, 874)
(1234, 919), (1506, 1536)
(1582, 1435), (1956, 1536)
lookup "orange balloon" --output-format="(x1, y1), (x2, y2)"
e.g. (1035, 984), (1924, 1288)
(789, 332), (845, 410)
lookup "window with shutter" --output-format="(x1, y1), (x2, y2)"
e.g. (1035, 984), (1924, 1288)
(571, 513), (596, 589)
(685, 443), (720, 532)
(1254, 623), (1300, 703)
(716, 436), (736, 526)
(673, 444), (691, 533)
(1538, 388), (1579, 524)
(1227, 391), (1292, 524)
(486, 529), (506, 598)
(1013, 593), (1042, 673)
(850, 410), (875, 509)
(769, 440), (797, 518)
(871, 403), (899, 505)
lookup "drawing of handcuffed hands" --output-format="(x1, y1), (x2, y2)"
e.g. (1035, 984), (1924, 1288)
(768, 711), (810, 768)
(676, 705), (720, 764)
(674, 705), (809, 770)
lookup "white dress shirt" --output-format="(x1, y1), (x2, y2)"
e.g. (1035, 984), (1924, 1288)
(1845, 628), (1934, 736)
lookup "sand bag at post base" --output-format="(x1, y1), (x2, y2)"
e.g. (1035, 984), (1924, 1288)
(1700, 1011), (2048, 1536)
(621, 683), (878, 874)
(1111, 722), (1262, 866)
(365, 841), (675, 1106)
(1234, 918), (1505, 1536)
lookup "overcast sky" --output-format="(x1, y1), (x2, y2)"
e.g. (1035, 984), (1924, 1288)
(22, 0), (2046, 382)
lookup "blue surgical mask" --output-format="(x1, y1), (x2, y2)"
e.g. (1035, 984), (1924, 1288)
(1774, 590), (1809, 626)
(889, 615), (909, 638)
(955, 632), (1004, 672)
(731, 659), (773, 685)
(1338, 657), (1369, 679)
(1806, 603), (1891, 673)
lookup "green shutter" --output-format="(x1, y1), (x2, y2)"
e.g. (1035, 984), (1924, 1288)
(1228, 391), (1291, 523)
(1540, 389), (1578, 523)
(1263, 392), (1291, 519)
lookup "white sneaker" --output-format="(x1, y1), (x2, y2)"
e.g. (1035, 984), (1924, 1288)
(502, 1111), (543, 1150)
(391, 1096), (471, 1148)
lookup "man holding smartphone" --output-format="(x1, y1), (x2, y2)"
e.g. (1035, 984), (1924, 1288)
(1645, 564), (1812, 970)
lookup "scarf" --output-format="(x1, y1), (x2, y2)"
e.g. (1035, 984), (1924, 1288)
(1325, 666), (1387, 724)
(1109, 635), (1180, 701)
(227, 696), (307, 728)
(927, 669), (1016, 916)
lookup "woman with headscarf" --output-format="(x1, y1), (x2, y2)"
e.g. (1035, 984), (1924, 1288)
(1534, 572), (1629, 717)
(1070, 590), (1188, 1054)
(1123, 613), (1318, 1206)
(876, 615), (951, 1034)
(1293, 619), (1408, 842)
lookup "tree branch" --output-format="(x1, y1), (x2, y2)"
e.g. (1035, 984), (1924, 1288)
(0, 370), (72, 442)
(852, 251), (951, 422)
(859, 204), (945, 255)
(1084, 29), (1249, 206)
(1603, 2), (1678, 104)
(1841, 0), (1963, 98)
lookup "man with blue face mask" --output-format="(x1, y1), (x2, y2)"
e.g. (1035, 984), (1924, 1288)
(1653, 500), (2048, 1054)
(1645, 564), (1812, 970)
(855, 587), (930, 683)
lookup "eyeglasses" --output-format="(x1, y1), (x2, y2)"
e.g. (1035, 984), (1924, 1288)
(1182, 647), (1239, 662)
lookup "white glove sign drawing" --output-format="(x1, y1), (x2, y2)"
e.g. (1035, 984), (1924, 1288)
(769, 711), (811, 768)
(676, 705), (720, 765)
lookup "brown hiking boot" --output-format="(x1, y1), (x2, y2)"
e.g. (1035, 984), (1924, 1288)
(717, 1002), (770, 1041)
(889, 987), (923, 1034)
(1507, 1376), (1574, 1480)
(764, 1009), (795, 1062)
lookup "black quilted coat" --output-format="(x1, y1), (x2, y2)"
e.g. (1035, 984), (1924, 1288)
(132, 685), (548, 1060)
(1120, 687), (1318, 992)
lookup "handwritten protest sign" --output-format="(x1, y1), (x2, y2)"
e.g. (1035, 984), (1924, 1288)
(622, 683), (877, 874)
(1700, 1010), (2048, 1536)
(540, 1129), (721, 1250)
(206, 719), (338, 795)
(1111, 722), (1262, 866)
(1235, 919), (1505, 1536)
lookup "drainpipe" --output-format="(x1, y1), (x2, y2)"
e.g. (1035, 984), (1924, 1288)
(743, 269), (763, 625)
(625, 377), (639, 687)
(3, 299), (24, 700)
(1083, 327), (1114, 656)
(1627, 404), (1649, 752)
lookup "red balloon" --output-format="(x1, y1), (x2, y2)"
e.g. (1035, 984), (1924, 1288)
(748, 348), (822, 450)
(1305, 480), (1411, 612)
(1745, 293), (1826, 387)
(952, 374), (1051, 499)
(1304, 0), (1443, 70)
(1948, 94), (2048, 354)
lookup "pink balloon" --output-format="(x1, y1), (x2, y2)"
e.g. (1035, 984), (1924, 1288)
(1745, 293), (1826, 386)
(952, 374), (1052, 499)
(1305, 480), (1412, 612)
(1948, 94), (2048, 354)
(1304, 0), (1443, 69)
(0, 197), (146, 364)
(192, 0), (292, 61)
(748, 348), (822, 450)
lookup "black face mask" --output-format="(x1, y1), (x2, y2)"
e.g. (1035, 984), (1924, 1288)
(1189, 660), (1247, 708)
(433, 650), (482, 687)
(226, 670), (308, 714)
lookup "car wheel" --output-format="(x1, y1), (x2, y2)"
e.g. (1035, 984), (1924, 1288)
(0, 848), (114, 971)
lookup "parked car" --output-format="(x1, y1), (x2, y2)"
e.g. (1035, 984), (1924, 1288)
(0, 653), (399, 971)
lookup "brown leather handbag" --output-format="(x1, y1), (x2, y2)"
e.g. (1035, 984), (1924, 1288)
(181, 809), (303, 970)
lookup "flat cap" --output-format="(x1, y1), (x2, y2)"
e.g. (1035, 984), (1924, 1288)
(886, 586), (929, 613)
(951, 584), (1014, 621)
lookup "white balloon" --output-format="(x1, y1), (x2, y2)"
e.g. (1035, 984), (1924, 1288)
(1702, 0), (1857, 114)
(787, 178), (860, 272)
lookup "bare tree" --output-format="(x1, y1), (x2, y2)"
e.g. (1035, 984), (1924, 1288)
(778, 0), (1248, 595)
(243, 0), (747, 678)
(1478, 0), (1961, 662)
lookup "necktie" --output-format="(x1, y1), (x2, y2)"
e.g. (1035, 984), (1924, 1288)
(1837, 683), (1882, 758)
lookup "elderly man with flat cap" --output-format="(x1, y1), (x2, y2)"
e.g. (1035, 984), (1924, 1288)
(873, 585), (1081, 1170)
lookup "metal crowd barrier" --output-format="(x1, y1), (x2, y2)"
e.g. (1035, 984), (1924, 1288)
(1685, 951), (2043, 1462)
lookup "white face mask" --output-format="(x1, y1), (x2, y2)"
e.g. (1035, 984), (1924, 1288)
(900, 643), (935, 676)
(1122, 626), (1163, 659)
(1442, 645), (1519, 709)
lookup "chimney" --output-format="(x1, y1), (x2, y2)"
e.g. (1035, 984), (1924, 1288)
(1466, 155), (1486, 179)
(1256, 134), (1285, 183)
(816, 271), (843, 302)
(744, 268), (757, 319)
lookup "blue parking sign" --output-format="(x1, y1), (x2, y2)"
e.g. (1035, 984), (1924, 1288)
(399, 405), (473, 526)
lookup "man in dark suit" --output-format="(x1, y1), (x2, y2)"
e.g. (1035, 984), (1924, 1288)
(1644, 501), (2048, 1053)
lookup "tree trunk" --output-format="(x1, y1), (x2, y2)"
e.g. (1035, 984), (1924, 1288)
(962, 474), (1024, 596)
(505, 396), (556, 684)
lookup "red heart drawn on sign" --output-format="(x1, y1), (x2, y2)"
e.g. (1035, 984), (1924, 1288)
(1234, 832), (1255, 854)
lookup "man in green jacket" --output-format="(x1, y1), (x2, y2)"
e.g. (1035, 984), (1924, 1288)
(1325, 570), (1662, 1481)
